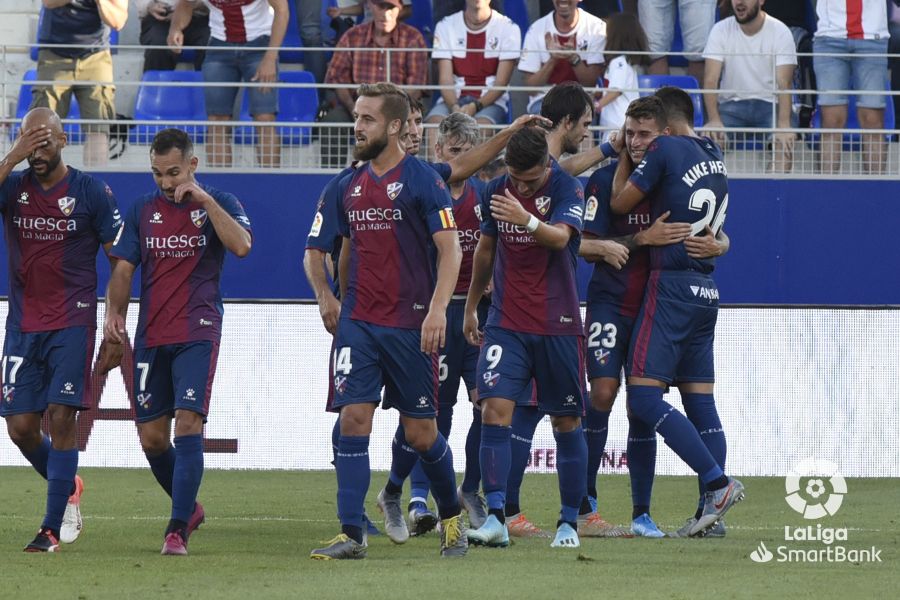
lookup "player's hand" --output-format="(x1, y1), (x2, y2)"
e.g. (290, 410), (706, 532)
(684, 225), (724, 258)
(95, 339), (123, 374)
(600, 240), (629, 269)
(490, 188), (531, 227)
(103, 313), (128, 345)
(610, 125), (625, 154)
(318, 293), (341, 335)
(167, 28), (184, 54)
(7, 126), (53, 165)
(420, 309), (447, 354)
(509, 113), (552, 132)
(463, 309), (482, 347)
(252, 53), (278, 92)
(636, 211), (692, 246)
(173, 181), (213, 205)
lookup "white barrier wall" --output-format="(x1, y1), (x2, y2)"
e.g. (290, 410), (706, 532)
(1, 303), (897, 477)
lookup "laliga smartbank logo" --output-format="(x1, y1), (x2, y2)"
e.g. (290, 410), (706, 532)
(749, 457), (882, 564)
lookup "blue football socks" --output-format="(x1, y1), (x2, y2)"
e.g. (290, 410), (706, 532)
(554, 427), (588, 527)
(505, 406), (543, 513)
(584, 408), (611, 499)
(409, 406), (454, 504)
(145, 445), (176, 497)
(480, 424), (512, 520)
(682, 392), (727, 515)
(627, 415), (657, 519)
(417, 433), (460, 518)
(42, 447), (78, 535)
(172, 434), (204, 524)
(22, 434), (50, 480)
(336, 435), (370, 543)
(460, 406), (482, 494)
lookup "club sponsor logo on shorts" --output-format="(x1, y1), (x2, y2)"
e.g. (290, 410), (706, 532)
(564, 395), (577, 406)
(137, 392), (152, 410)
(18, 192), (29, 204)
(191, 209), (208, 228)
(482, 370), (500, 388)
(183, 388), (196, 402)
(417, 396), (429, 407)
(309, 211), (324, 237)
(2, 385), (14, 403)
(58, 196), (76, 216)
(61, 382), (75, 396)
(689, 285), (720, 300)
(334, 375), (348, 394)
(386, 182), (404, 200)
(585, 196), (598, 221)
(594, 348), (610, 365)
(535, 196), (551, 215)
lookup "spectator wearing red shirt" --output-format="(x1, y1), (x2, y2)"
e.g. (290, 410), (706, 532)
(321, 0), (428, 168)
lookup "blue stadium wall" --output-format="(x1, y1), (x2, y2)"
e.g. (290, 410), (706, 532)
(2, 173), (895, 304)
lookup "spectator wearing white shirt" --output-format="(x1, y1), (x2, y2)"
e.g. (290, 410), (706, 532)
(703, 0), (797, 172)
(814, 0), (890, 174)
(426, 0), (522, 146)
(596, 12), (648, 139)
(518, 0), (606, 114)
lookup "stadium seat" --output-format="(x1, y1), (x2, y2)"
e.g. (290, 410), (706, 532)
(504, 0), (529, 38)
(407, 0), (434, 46)
(636, 74), (704, 128)
(810, 84), (896, 150)
(11, 69), (83, 143)
(130, 70), (206, 144)
(280, 0), (305, 63)
(31, 9), (118, 61)
(234, 70), (319, 146)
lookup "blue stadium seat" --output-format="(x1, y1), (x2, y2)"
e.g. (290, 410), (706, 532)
(280, 0), (305, 63)
(637, 74), (704, 128)
(407, 0), (434, 45)
(504, 0), (529, 38)
(810, 85), (896, 150)
(130, 70), (206, 144)
(235, 70), (319, 145)
(11, 69), (83, 143)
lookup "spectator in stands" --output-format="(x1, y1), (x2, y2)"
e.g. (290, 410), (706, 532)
(436, 0), (504, 23)
(327, 0), (412, 22)
(638, 0), (716, 83)
(137, 0), (209, 72)
(519, 0), (607, 114)
(31, 0), (128, 167)
(539, 0), (620, 18)
(703, 0), (797, 172)
(425, 0), (522, 147)
(759, 0), (817, 128)
(169, 0), (289, 169)
(321, 0), (427, 168)
(295, 0), (326, 83)
(596, 12), (649, 139)
(813, 0), (890, 174)
(887, 0), (900, 124)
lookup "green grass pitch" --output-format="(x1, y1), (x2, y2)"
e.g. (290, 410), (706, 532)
(0, 468), (896, 599)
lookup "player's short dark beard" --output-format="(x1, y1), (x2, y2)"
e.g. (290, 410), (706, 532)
(563, 133), (581, 155)
(353, 133), (389, 161)
(27, 151), (62, 180)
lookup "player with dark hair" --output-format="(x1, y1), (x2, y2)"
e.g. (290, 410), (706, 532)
(464, 126), (589, 549)
(102, 127), (252, 555)
(310, 82), (467, 560)
(0, 107), (122, 552)
(610, 89), (744, 538)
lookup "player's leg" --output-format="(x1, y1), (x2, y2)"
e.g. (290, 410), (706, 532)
(3, 331), (50, 484)
(627, 274), (743, 535)
(504, 402), (548, 538)
(627, 411), (663, 537)
(468, 327), (530, 547)
(407, 403), (453, 536)
(458, 302), (488, 528)
(311, 319), (382, 559)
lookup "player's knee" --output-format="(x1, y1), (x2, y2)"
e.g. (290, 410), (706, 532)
(403, 419), (437, 452)
(138, 428), (170, 455)
(46, 404), (76, 430)
(481, 398), (514, 426)
(6, 417), (41, 450)
(550, 415), (581, 433)
(339, 405), (374, 436)
(590, 382), (618, 412)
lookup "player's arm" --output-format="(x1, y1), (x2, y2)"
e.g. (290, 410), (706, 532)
(490, 188), (572, 251)
(421, 230), (462, 353)
(174, 182), (252, 257)
(610, 152), (645, 215)
(0, 127), (53, 185)
(98, 258), (136, 373)
(578, 233), (629, 269)
(96, 0), (129, 31)
(463, 234), (496, 346)
(303, 248), (340, 335)
(684, 225), (730, 258)
(445, 114), (552, 184)
(337, 236), (350, 302)
(558, 132), (622, 177)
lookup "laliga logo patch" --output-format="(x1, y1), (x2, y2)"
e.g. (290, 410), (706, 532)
(191, 209), (208, 228)
(58, 196), (76, 216)
(535, 196), (551, 215)
(386, 182), (404, 200)
(585, 196), (598, 221)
